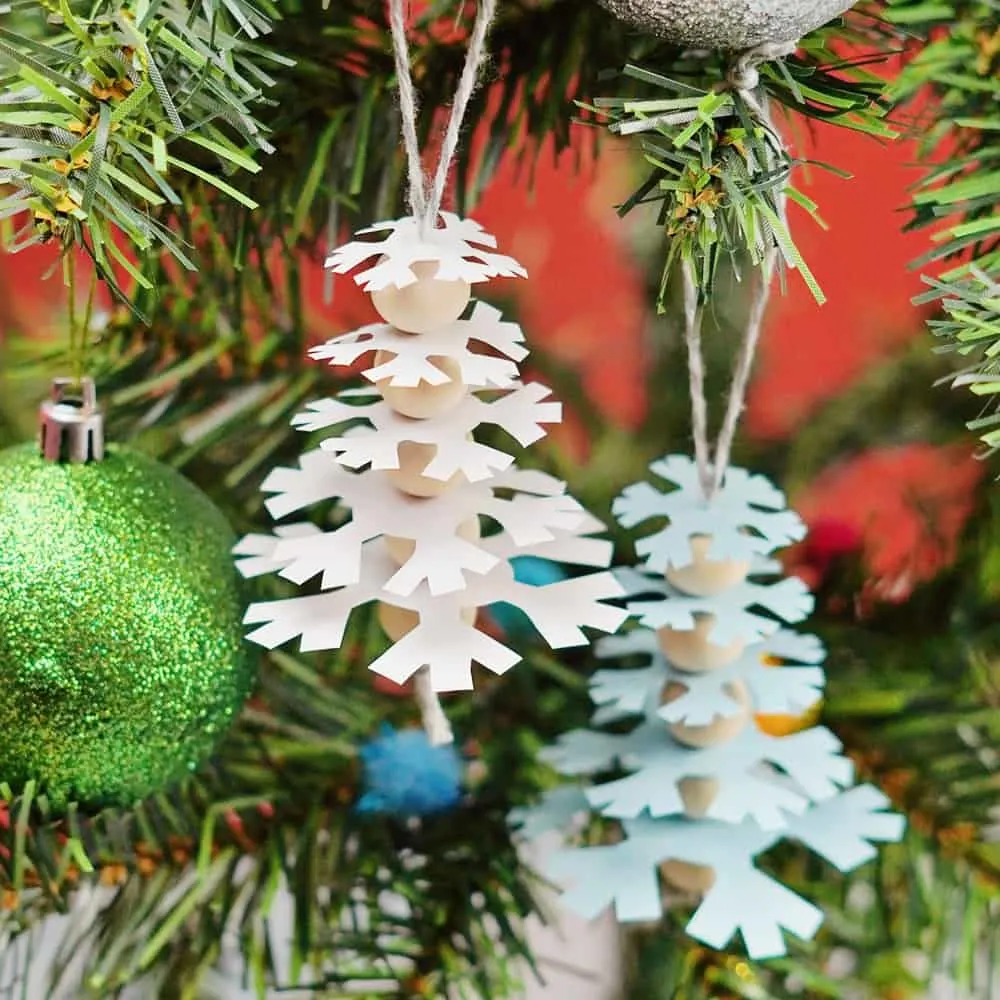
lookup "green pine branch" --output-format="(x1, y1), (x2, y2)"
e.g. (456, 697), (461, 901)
(583, 19), (897, 309)
(0, 0), (282, 300)
(887, 0), (1000, 458)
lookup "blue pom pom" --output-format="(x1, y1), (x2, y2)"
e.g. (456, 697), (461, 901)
(490, 556), (567, 640)
(357, 725), (464, 817)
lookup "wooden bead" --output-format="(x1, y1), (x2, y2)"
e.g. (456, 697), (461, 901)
(665, 534), (750, 597)
(386, 440), (465, 498)
(660, 679), (751, 748)
(370, 260), (472, 333)
(384, 516), (481, 565)
(657, 614), (746, 672)
(677, 775), (719, 819)
(378, 602), (477, 641)
(373, 350), (467, 419)
(660, 858), (717, 896)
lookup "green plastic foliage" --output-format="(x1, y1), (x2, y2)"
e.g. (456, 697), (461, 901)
(888, 0), (1000, 456)
(586, 28), (895, 309)
(0, 0), (281, 296)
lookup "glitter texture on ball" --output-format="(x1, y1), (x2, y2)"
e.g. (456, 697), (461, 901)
(594, 0), (855, 52)
(0, 443), (258, 810)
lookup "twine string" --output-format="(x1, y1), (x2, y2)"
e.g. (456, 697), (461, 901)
(388, 0), (498, 235)
(388, 0), (428, 219)
(682, 87), (782, 500)
(681, 262), (713, 498)
(415, 667), (454, 746)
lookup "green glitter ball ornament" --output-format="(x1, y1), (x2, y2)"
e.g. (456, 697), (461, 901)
(0, 432), (257, 811)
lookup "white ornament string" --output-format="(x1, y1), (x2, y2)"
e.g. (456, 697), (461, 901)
(682, 90), (782, 500)
(710, 248), (775, 495)
(388, 0), (428, 220)
(415, 667), (454, 746)
(683, 247), (777, 502)
(681, 266), (712, 498)
(388, 0), (498, 236)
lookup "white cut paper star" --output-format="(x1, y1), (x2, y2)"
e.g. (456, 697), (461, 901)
(244, 540), (626, 691)
(309, 301), (525, 390)
(325, 214), (527, 290)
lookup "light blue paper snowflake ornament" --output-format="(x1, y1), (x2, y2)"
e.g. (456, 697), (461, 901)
(544, 785), (904, 959)
(623, 569), (814, 647)
(613, 455), (807, 573)
(358, 725), (464, 817)
(511, 456), (905, 959)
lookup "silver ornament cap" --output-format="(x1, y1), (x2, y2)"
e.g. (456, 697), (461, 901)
(39, 377), (105, 464)
(595, 0), (855, 52)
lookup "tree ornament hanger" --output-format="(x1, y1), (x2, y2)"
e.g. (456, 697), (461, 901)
(604, 45), (787, 498)
(39, 377), (104, 465)
(389, 0), (498, 237)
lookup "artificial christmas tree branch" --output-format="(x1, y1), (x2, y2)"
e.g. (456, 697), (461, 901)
(4, 2), (895, 309)
(886, 0), (1000, 459)
(584, 20), (896, 308)
(0, 0), (279, 300)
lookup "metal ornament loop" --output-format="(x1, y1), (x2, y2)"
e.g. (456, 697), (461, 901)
(39, 377), (105, 464)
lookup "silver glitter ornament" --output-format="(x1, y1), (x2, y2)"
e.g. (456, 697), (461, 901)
(595, 0), (856, 53)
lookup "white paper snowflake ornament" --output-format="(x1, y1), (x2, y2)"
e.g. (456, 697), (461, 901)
(511, 457), (905, 958)
(325, 214), (527, 333)
(238, 221), (627, 705)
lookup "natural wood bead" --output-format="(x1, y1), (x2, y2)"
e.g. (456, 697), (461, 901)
(665, 534), (750, 597)
(660, 679), (751, 748)
(373, 350), (467, 419)
(386, 440), (465, 498)
(378, 602), (477, 641)
(370, 260), (472, 333)
(384, 516), (481, 566)
(677, 775), (719, 819)
(660, 859), (717, 896)
(657, 614), (746, 672)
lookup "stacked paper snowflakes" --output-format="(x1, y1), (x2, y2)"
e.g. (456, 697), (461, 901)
(512, 456), (905, 959)
(234, 214), (627, 693)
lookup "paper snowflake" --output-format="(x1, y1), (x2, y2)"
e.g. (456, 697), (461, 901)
(543, 715), (851, 827)
(291, 381), (561, 483)
(309, 301), (524, 390)
(235, 297), (627, 692)
(612, 456), (806, 571)
(243, 536), (624, 690)
(590, 628), (825, 727)
(324, 213), (527, 291)
(535, 784), (904, 959)
(510, 457), (905, 959)
(621, 567), (814, 646)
